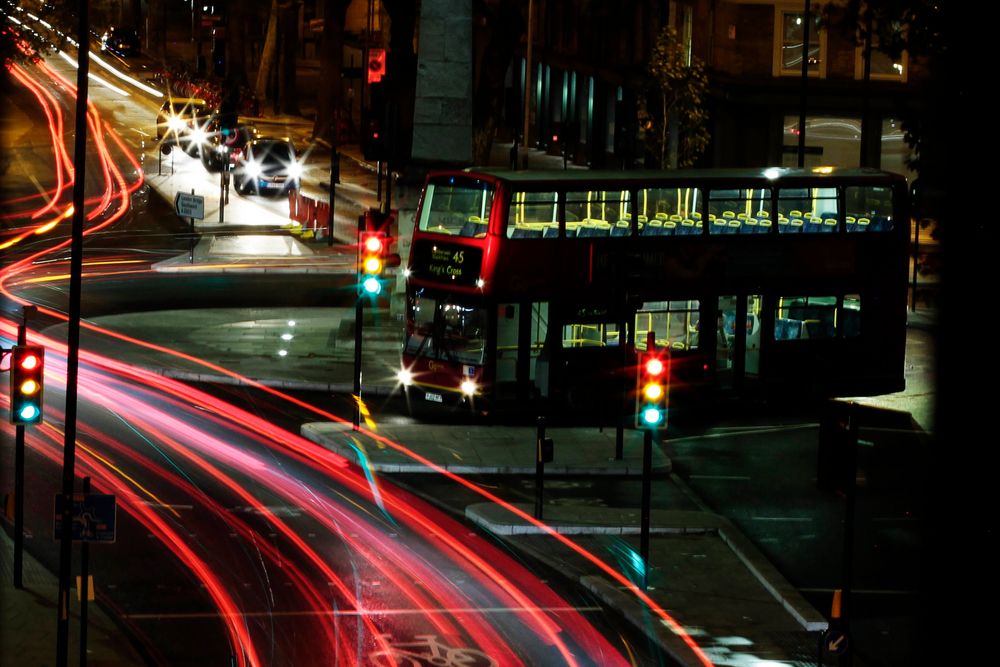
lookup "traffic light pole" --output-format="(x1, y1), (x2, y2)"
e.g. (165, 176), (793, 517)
(12, 305), (36, 589)
(353, 214), (364, 430)
(640, 428), (653, 591)
(57, 1), (91, 662)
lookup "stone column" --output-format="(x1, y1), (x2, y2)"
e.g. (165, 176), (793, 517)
(411, 0), (472, 165)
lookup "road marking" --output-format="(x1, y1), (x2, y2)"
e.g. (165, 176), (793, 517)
(689, 475), (751, 481)
(750, 516), (813, 522)
(124, 605), (604, 620)
(140, 502), (193, 510)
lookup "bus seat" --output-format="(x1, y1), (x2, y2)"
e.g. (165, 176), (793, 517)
(790, 209), (803, 218)
(845, 216), (857, 233)
(644, 218), (664, 236)
(692, 211), (703, 221)
(712, 218), (728, 234)
(820, 211), (838, 221)
(655, 212), (669, 221)
(805, 217), (823, 233)
(778, 217), (790, 232)
(789, 218), (804, 232)
(727, 219), (741, 234)
(663, 220), (677, 236)
(722, 210), (736, 219)
(461, 216), (486, 237)
(612, 220), (631, 237)
(543, 224), (560, 238)
(744, 217), (759, 234)
(872, 215), (891, 231)
(756, 210), (770, 218)
(669, 214), (683, 222)
(680, 218), (696, 235)
(671, 341), (686, 350)
(758, 218), (773, 233)
(512, 225), (543, 239)
(857, 217), (871, 231)
(823, 218), (838, 232)
(737, 212), (748, 220)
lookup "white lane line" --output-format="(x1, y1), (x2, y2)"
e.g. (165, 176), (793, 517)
(124, 605), (604, 620)
(689, 475), (751, 481)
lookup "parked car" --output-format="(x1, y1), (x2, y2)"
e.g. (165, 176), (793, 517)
(101, 26), (140, 57)
(156, 98), (212, 155)
(201, 124), (258, 173)
(233, 138), (302, 195)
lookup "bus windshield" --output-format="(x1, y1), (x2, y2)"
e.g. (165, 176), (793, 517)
(405, 294), (486, 366)
(418, 178), (496, 237)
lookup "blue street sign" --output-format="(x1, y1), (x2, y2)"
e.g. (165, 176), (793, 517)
(54, 493), (117, 543)
(824, 629), (849, 656)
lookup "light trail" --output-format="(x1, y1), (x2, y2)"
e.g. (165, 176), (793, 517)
(0, 54), (714, 665)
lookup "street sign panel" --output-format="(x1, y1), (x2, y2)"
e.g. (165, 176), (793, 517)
(54, 493), (117, 543)
(174, 192), (205, 219)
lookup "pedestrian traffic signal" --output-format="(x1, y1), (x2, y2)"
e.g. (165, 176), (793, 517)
(367, 48), (386, 84)
(636, 348), (668, 429)
(9, 345), (44, 425)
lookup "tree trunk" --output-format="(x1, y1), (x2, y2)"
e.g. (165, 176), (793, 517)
(227, 2), (248, 86)
(383, 0), (419, 163)
(255, 0), (280, 104)
(278, 0), (300, 115)
(312, 0), (351, 142)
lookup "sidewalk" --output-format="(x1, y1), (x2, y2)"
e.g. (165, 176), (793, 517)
(0, 528), (147, 666)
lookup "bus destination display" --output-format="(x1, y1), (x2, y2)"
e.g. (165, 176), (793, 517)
(413, 240), (483, 286)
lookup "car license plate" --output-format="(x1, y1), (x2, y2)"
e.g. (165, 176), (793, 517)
(425, 392), (443, 403)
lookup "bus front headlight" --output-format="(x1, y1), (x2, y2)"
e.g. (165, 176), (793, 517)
(460, 379), (478, 397)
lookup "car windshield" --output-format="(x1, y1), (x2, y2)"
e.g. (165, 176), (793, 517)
(251, 141), (294, 164)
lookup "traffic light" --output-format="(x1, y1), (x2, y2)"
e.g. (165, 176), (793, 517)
(367, 48), (386, 84)
(359, 229), (388, 295)
(636, 347), (668, 429)
(9, 345), (44, 425)
(362, 82), (388, 161)
(358, 209), (400, 297)
(361, 115), (387, 161)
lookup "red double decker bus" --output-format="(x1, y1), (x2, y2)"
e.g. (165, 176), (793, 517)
(398, 167), (908, 417)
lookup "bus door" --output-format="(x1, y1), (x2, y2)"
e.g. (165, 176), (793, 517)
(543, 308), (626, 417)
(716, 294), (763, 391)
(496, 302), (548, 403)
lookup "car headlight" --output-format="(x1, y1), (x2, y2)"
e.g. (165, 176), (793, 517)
(286, 162), (303, 179)
(243, 160), (262, 178)
(167, 117), (185, 132)
(190, 128), (207, 146)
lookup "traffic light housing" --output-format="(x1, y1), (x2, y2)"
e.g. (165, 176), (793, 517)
(362, 82), (388, 161)
(9, 345), (44, 425)
(358, 209), (400, 296)
(636, 346), (668, 429)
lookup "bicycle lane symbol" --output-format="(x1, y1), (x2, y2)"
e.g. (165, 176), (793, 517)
(368, 634), (498, 667)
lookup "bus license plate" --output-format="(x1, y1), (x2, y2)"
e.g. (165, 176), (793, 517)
(425, 392), (443, 403)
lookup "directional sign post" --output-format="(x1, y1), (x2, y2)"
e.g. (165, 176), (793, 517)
(175, 190), (204, 264)
(174, 191), (205, 219)
(54, 493), (117, 543)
